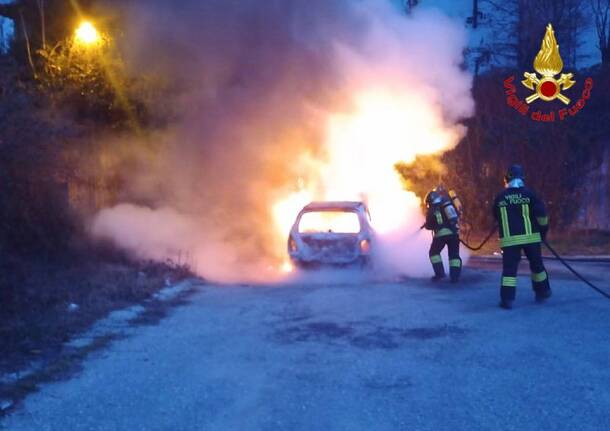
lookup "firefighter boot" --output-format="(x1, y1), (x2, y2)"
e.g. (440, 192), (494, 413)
(449, 258), (462, 283)
(499, 300), (513, 310)
(532, 271), (552, 303)
(430, 255), (445, 281)
(500, 276), (517, 309)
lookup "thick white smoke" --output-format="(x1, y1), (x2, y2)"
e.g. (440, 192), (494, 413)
(91, 0), (474, 282)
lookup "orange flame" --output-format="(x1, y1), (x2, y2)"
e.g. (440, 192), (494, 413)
(272, 87), (463, 262)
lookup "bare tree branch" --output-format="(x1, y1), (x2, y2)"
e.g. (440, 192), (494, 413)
(590, 0), (610, 64)
(19, 9), (36, 76)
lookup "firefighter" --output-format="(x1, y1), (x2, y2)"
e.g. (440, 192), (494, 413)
(424, 189), (461, 282)
(492, 164), (552, 309)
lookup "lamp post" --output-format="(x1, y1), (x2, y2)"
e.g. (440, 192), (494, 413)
(74, 21), (101, 47)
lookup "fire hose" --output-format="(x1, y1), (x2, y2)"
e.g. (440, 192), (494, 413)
(542, 240), (610, 300)
(418, 223), (497, 251)
(459, 225), (497, 251)
(458, 225), (610, 300)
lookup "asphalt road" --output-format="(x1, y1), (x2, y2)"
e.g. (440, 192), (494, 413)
(3, 260), (610, 431)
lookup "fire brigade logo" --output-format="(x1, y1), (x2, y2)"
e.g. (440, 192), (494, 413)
(503, 23), (593, 122)
(521, 23), (575, 105)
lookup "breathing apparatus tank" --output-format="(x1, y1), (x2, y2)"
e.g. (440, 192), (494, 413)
(433, 185), (461, 224)
(441, 198), (459, 225)
(448, 189), (463, 216)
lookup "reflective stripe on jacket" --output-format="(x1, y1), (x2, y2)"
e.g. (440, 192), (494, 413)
(493, 186), (548, 248)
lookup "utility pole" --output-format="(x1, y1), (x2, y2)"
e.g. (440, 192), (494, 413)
(37, 0), (46, 49)
(472, 0), (479, 28)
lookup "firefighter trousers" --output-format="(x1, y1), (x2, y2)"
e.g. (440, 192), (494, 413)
(428, 235), (461, 281)
(500, 242), (551, 301)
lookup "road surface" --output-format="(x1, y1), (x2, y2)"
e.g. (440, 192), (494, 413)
(3, 259), (610, 430)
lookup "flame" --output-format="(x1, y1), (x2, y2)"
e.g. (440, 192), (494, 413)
(281, 261), (294, 273)
(272, 87), (462, 254)
(299, 211), (361, 233)
(272, 186), (312, 241)
(534, 24), (563, 77)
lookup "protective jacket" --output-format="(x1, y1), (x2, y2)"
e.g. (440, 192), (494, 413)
(425, 200), (458, 238)
(493, 186), (548, 248)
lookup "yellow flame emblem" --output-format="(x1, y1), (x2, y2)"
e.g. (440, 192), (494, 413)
(522, 24), (575, 105)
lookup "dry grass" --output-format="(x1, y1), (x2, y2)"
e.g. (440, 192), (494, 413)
(0, 257), (192, 375)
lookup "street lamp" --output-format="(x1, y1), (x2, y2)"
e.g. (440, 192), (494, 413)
(74, 21), (100, 46)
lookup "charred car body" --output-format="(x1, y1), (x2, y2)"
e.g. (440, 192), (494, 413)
(288, 201), (375, 268)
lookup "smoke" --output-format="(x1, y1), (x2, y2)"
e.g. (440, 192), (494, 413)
(91, 0), (474, 282)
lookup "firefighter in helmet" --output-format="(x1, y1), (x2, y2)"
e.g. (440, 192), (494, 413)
(492, 164), (552, 309)
(424, 189), (461, 282)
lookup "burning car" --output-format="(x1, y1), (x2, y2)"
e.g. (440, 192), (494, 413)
(287, 201), (374, 268)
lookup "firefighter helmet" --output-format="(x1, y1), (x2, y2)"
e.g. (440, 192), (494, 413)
(505, 164), (525, 182)
(434, 185), (447, 197)
(425, 191), (442, 207)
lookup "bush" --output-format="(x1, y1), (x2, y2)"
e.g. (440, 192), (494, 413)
(36, 31), (138, 127)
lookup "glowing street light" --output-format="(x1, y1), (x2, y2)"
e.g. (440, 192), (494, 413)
(74, 21), (101, 46)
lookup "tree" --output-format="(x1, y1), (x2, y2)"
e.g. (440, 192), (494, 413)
(482, 0), (587, 70)
(0, 0), (94, 67)
(591, 0), (610, 66)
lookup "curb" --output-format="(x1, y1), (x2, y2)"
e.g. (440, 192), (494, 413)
(471, 255), (610, 263)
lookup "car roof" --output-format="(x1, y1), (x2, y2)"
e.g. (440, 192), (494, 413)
(302, 201), (366, 211)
